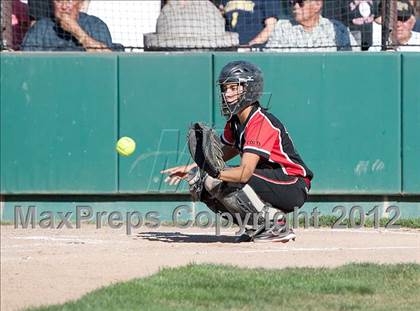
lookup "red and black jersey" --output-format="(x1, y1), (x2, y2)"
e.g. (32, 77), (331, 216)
(220, 104), (313, 180)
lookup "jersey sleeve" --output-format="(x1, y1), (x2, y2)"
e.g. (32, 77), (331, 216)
(243, 115), (277, 159)
(220, 122), (235, 146)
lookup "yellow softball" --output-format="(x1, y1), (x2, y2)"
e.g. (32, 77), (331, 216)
(116, 136), (136, 156)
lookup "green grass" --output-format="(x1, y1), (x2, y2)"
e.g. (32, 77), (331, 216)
(293, 216), (420, 229)
(30, 263), (420, 311)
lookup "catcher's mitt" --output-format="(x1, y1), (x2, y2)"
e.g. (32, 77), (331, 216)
(187, 122), (225, 178)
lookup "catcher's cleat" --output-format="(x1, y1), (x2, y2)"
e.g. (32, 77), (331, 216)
(253, 226), (296, 243)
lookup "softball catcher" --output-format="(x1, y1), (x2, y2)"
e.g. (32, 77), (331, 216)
(162, 61), (313, 242)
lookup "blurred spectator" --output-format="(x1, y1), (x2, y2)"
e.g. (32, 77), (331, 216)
(21, 0), (112, 51)
(144, 0), (239, 51)
(265, 0), (359, 51)
(390, 0), (420, 50)
(12, 0), (30, 50)
(220, 0), (281, 47)
(370, 0), (420, 51)
(85, 0), (161, 51)
(323, 0), (378, 50)
(343, 0), (376, 50)
(28, 0), (91, 24)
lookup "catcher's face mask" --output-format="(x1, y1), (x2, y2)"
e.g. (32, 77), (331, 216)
(220, 82), (247, 119)
(222, 83), (244, 103)
(219, 79), (251, 119)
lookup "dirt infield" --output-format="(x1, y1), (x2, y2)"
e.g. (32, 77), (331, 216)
(1, 225), (419, 311)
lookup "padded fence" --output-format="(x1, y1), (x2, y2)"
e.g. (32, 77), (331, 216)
(402, 53), (420, 194)
(1, 54), (118, 193)
(1, 53), (419, 195)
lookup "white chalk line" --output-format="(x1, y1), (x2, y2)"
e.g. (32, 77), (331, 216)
(12, 236), (104, 244)
(182, 229), (420, 236)
(305, 228), (420, 235)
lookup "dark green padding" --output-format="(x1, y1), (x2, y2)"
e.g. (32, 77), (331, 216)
(118, 54), (213, 193)
(402, 53), (420, 194)
(1, 53), (418, 195)
(0, 54), (118, 193)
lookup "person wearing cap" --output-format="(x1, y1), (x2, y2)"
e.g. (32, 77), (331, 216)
(21, 0), (112, 51)
(265, 0), (359, 52)
(370, 0), (420, 51)
(392, 0), (420, 50)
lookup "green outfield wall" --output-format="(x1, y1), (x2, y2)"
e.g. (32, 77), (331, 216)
(1, 53), (419, 196)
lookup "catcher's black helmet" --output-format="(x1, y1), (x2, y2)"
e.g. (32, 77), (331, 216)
(218, 61), (264, 119)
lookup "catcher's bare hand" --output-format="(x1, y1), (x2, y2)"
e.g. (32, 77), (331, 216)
(161, 164), (197, 186)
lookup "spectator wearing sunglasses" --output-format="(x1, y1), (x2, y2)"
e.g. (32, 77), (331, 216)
(369, 0), (420, 51)
(392, 0), (420, 50)
(265, 0), (358, 51)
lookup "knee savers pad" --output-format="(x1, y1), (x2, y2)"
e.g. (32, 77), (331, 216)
(213, 184), (267, 225)
(200, 189), (240, 226)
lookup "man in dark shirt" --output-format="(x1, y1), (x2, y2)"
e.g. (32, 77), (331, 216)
(220, 0), (281, 46)
(22, 0), (112, 51)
